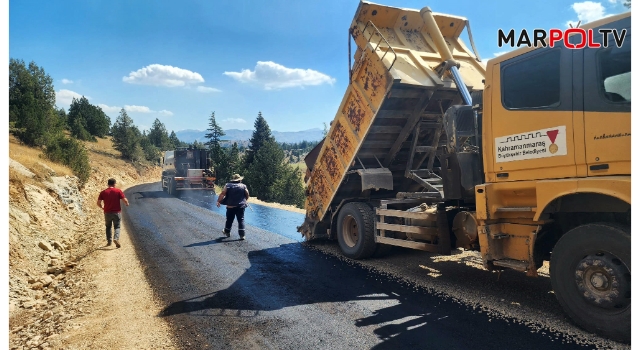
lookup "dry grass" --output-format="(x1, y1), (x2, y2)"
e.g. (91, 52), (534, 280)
(83, 136), (121, 157)
(9, 135), (73, 178)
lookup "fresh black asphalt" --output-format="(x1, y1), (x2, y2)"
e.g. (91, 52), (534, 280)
(123, 183), (592, 350)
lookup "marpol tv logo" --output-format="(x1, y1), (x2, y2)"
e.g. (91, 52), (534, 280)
(498, 27), (627, 49)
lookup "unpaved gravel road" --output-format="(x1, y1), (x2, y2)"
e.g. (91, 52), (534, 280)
(124, 183), (627, 350)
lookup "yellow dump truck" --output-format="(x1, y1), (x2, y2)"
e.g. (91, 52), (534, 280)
(298, 1), (630, 342)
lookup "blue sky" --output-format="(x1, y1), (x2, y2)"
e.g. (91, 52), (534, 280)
(9, 0), (630, 133)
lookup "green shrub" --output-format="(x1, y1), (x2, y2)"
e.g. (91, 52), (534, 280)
(44, 134), (91, 185)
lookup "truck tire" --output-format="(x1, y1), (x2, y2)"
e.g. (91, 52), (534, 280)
(336, 202), (377, 260)
(162, 179), (167, 192)
(173, 180), (181, 198)
(169, 179), (176, 197)
(550, 223), (630, 343)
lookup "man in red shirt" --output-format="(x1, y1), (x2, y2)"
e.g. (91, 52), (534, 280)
(97, 178), (129, 248)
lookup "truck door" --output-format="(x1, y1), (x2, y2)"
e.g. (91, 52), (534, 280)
(582, 16), (631, 177)
(489, 46), (576, 182)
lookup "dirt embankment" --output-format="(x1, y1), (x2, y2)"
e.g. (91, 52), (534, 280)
(248, 197), (305, 214)
(9, 136), (177, 350)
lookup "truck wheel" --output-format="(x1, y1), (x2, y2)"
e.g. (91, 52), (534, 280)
(336, 202), (377, 260)
(550, 223), (630, 343)
(169, 179), (176, 196)
(162, 179), (167, 192)
(172, 181), (181, 198)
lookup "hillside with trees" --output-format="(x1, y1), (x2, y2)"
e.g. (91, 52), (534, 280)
(204, 111), (306, 208)
(10, 57), (309, 209)
(9, 58), (191, 184)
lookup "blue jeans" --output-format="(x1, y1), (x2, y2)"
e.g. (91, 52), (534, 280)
(224, 207), (245, 237)
(105, 212), (121, 242)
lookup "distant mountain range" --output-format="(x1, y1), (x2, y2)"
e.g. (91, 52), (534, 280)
(175, 128), (324, 144)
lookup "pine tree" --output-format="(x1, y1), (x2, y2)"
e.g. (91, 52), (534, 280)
(228, 142), (240, 174)
(139, 132), (160, 163)
(9, 59), (60, 146)
(148, 118), (171, 150)
(271, 166), (306, 208)
(70, 113), (92, 141)
(244, 111), (274, 168)
(204, 112), (228, 178)
(56, 107), (67, 130)
(111, 108), (142, 161)
(67, 96), (110, 140)
(168, 130), (181, 148)
(245, 138), (284, 201)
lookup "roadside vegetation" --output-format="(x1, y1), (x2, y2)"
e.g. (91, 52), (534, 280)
(10, 57), (317, 208)
(204, 112), (314, 209)
(9, 58), (187, 184)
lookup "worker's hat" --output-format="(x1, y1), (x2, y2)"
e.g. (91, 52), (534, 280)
(230, 174), (244, 182)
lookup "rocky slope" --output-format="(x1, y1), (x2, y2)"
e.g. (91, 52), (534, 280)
(9, 136), (176, 349)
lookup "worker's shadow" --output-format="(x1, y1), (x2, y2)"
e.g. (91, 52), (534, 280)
(183, 237), (242, 247)
(131, 190), (172, 199)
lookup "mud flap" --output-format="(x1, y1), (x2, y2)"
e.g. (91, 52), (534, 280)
(357, 168), (393, 192)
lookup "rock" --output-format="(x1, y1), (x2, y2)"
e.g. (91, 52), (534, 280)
(46, 267), (65, 275)
(9, 159), (35, 178)
(38, 241), (53, 252)
(39, 276), (53, 287)
(31, 282), (44, 290)
(9, 205), (31, 225)
(52, 241), (65, 251)
(23, 300), (37, 308)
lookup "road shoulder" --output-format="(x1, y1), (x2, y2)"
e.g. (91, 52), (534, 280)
(57, 202), (178, 349)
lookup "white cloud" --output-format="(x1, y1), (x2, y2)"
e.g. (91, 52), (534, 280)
(196, 86), (222, 93)
(124, 105), (152, 113)
(61, 78), (73, 84)
(56, 89), (85, 106)
(123, 64), (204, 87)
(98, 104), (121, 113)
(224, 61), (336, 90)
(222, 118), (246, 124)
(608, 0), (618, 4)
(566, 1), (607, 27)
(122, 104), (173, 116)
